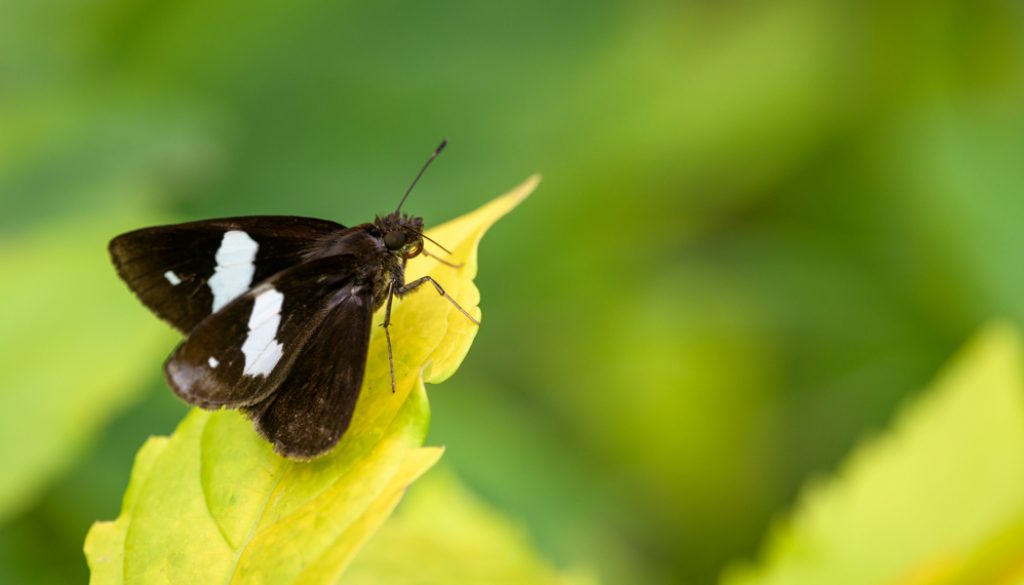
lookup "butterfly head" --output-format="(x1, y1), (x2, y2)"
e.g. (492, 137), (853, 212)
(376, 213), (425, 260)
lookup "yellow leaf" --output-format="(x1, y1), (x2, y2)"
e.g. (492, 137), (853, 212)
(345, 469), (597, 585)
(84, 176), (539, 584)
(723, 323), (1024, 585)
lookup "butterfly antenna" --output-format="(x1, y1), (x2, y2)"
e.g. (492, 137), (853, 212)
(395, 139), (447, 213)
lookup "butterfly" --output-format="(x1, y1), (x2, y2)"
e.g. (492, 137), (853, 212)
(109, 140), (477, 460)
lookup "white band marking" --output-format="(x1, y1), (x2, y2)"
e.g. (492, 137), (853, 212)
(164, 270), (182, 286)
(241, 287), (284, 378)
(208, 357), (220, 369)
(209, 230), (258, 312)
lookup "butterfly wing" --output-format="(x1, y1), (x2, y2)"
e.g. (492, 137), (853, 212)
(244, 284), (375, 459)
(164, 246), (374, 410)
(109, 216), (344, 333)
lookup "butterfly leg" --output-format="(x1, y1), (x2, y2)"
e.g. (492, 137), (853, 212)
(422, 248), (463, 269)
(382, 281), (397, 393)
(398, 276), (480, 325)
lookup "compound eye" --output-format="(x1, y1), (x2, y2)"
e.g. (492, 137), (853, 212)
(384, 230), (407, 250)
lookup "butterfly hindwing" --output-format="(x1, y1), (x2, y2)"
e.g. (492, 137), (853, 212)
(164, 250), (371, 410)
(109, 216), (344, 333)
(244, 284), (375, 459)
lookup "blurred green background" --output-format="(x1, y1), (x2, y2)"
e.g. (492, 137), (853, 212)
(2, 1), (1024, 584)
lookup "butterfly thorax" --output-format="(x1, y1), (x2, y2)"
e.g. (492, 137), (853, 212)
(305, 212), (424, 295)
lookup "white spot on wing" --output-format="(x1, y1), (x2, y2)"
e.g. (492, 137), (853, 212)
(241, 287), (284, 378)
(209, 230), (258, 312)
(164, 270), (182, 286)
(208, 357), (219, 368)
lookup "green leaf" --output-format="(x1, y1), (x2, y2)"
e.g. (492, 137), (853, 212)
(344, 469), (596, 585)
(722, 323), (1024, 585)
(0, 213), (176, 524)
(85, 177), (539, 584)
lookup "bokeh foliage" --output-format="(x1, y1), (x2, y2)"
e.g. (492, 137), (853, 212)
(2, 0), (1024, 584)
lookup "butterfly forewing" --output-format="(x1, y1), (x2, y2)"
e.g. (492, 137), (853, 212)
(109, 216), (344, 333)
(164, 251), (370, 410)
(244, 284), (375, 459)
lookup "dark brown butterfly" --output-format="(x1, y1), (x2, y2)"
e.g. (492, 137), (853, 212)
(109, 141), (476, 459)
